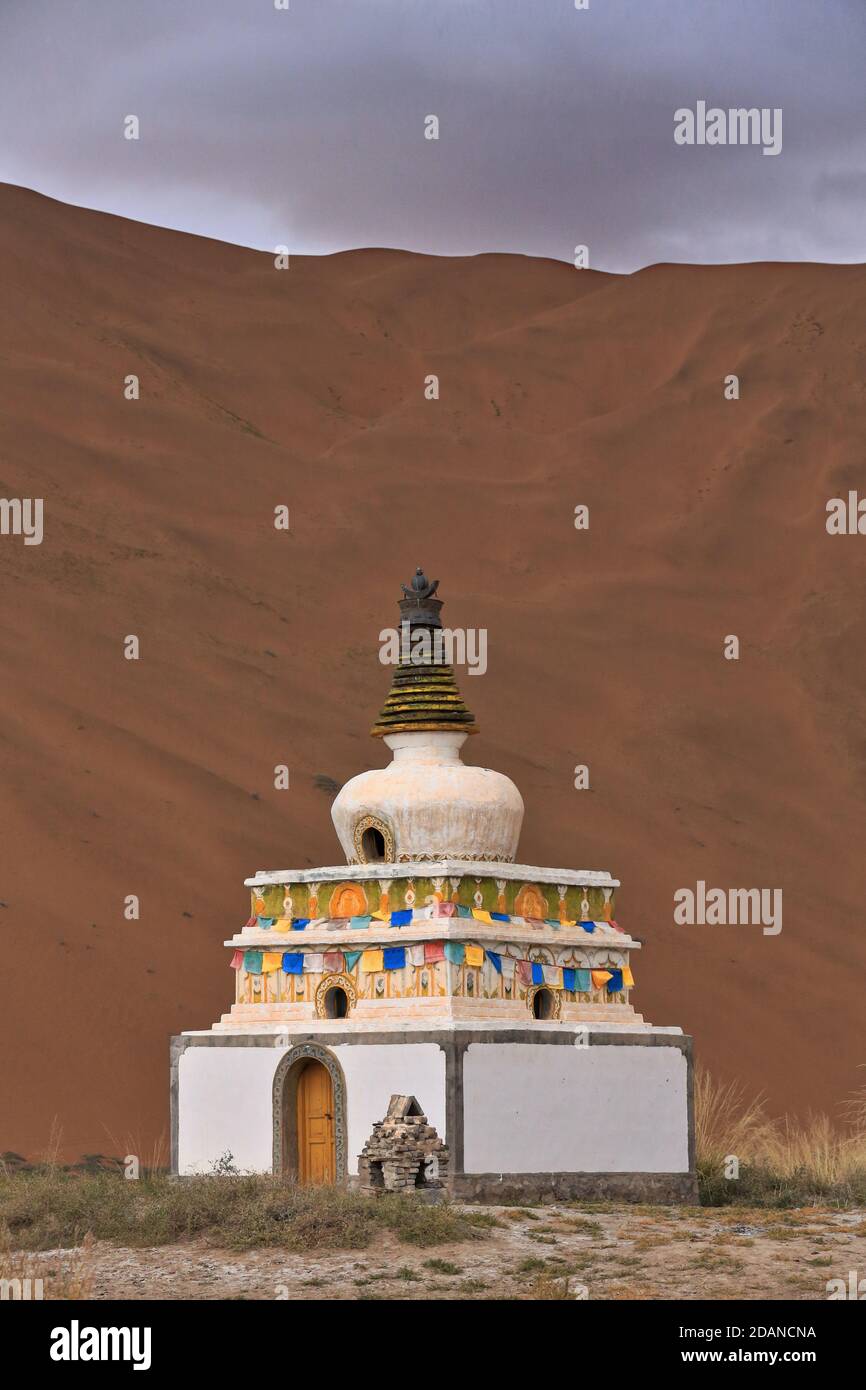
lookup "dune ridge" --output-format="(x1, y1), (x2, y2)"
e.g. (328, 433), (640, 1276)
(1, 182), (865, 1156)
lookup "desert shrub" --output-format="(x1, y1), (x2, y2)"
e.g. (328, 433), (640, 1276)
(695, 1069), (866, 1207)
(0, 1169), (487, 1253)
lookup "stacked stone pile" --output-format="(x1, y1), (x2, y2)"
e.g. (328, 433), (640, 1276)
(357, 1095), (449, 1193)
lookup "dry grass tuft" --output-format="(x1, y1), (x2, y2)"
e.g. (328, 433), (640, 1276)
(0, 1169), (489, 1254)
(695, 1068), (866, 1206)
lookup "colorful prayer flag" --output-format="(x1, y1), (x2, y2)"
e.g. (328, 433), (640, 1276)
(282, 952), (303, 975)
(444, 941), (465, 965)
(243, 950), (263, 975)
(360, 949), (384, 973)
(486, 949), (502, 974)
(465, 943), (484, 967)
(383, 946), (406, 971)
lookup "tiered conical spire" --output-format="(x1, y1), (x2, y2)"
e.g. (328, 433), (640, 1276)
(370, 569), (477, 737)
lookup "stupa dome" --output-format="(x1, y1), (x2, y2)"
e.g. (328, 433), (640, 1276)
(330, 571), (524, 864)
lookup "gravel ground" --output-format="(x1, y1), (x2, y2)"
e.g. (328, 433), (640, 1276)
(12, 1204), (866, 1301)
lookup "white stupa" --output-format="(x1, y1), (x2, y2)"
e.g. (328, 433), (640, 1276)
(171, 571), (695, 1201)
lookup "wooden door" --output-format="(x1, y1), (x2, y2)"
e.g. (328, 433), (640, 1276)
(297, 1061), (336, 1184)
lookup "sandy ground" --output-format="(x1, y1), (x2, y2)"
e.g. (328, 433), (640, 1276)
(14, 1205), (866, 1301)
(3, 182), (866, 1154)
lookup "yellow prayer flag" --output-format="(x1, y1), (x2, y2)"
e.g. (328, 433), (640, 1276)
(360, 948), (384, 973)
(274, 918), (292, 933)
(560, 918), (577, 927)
(622, 966), (635, 987)
(591, 969), (612, 989)
(471, 909), (493, 924)
(465, 943), (484, 966)
(371, 911), (390, 922)
(261, 952), (283, 974)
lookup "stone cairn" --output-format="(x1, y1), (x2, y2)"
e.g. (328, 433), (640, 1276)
(357, 1094), (449, 1194)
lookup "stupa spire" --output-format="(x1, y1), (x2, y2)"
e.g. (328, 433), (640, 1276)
(370, 568), (478, 737)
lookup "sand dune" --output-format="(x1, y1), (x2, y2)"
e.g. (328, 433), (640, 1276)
(1, 182), (865, 1158)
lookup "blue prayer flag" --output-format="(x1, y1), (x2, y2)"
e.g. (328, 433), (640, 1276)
(490, 911), (509, 922)
(390, 909), (412, 927)
(486, 950), (502, 974)
(281, 952), (303, 975)
(563, 967), (576, 992)
(580, 921), (596, 933)
(607, 968), (623, 993)
(531, 962), (544, 986)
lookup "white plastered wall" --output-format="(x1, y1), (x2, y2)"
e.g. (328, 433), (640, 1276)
(462, 1042), (690, 1174)
(177, 1041), (447, 1177)
(177, 1045), (279, 1175)
(333, 1043), (446, 1174)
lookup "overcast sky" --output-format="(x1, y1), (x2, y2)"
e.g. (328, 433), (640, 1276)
(1, 0), (864, 270)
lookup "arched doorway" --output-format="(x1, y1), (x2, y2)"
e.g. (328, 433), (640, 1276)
(273, 1045), (346, 1183)
(315, 972), (357, 1020)
(323, 985), (348, 1018)
(297, 1061), (336, 1184)
(528, 985), (561, 1020)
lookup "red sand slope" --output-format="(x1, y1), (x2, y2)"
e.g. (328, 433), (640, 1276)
(1, 183), (865, 1159)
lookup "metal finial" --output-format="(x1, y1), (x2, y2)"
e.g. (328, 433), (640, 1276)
(401, 568), (439, 600)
